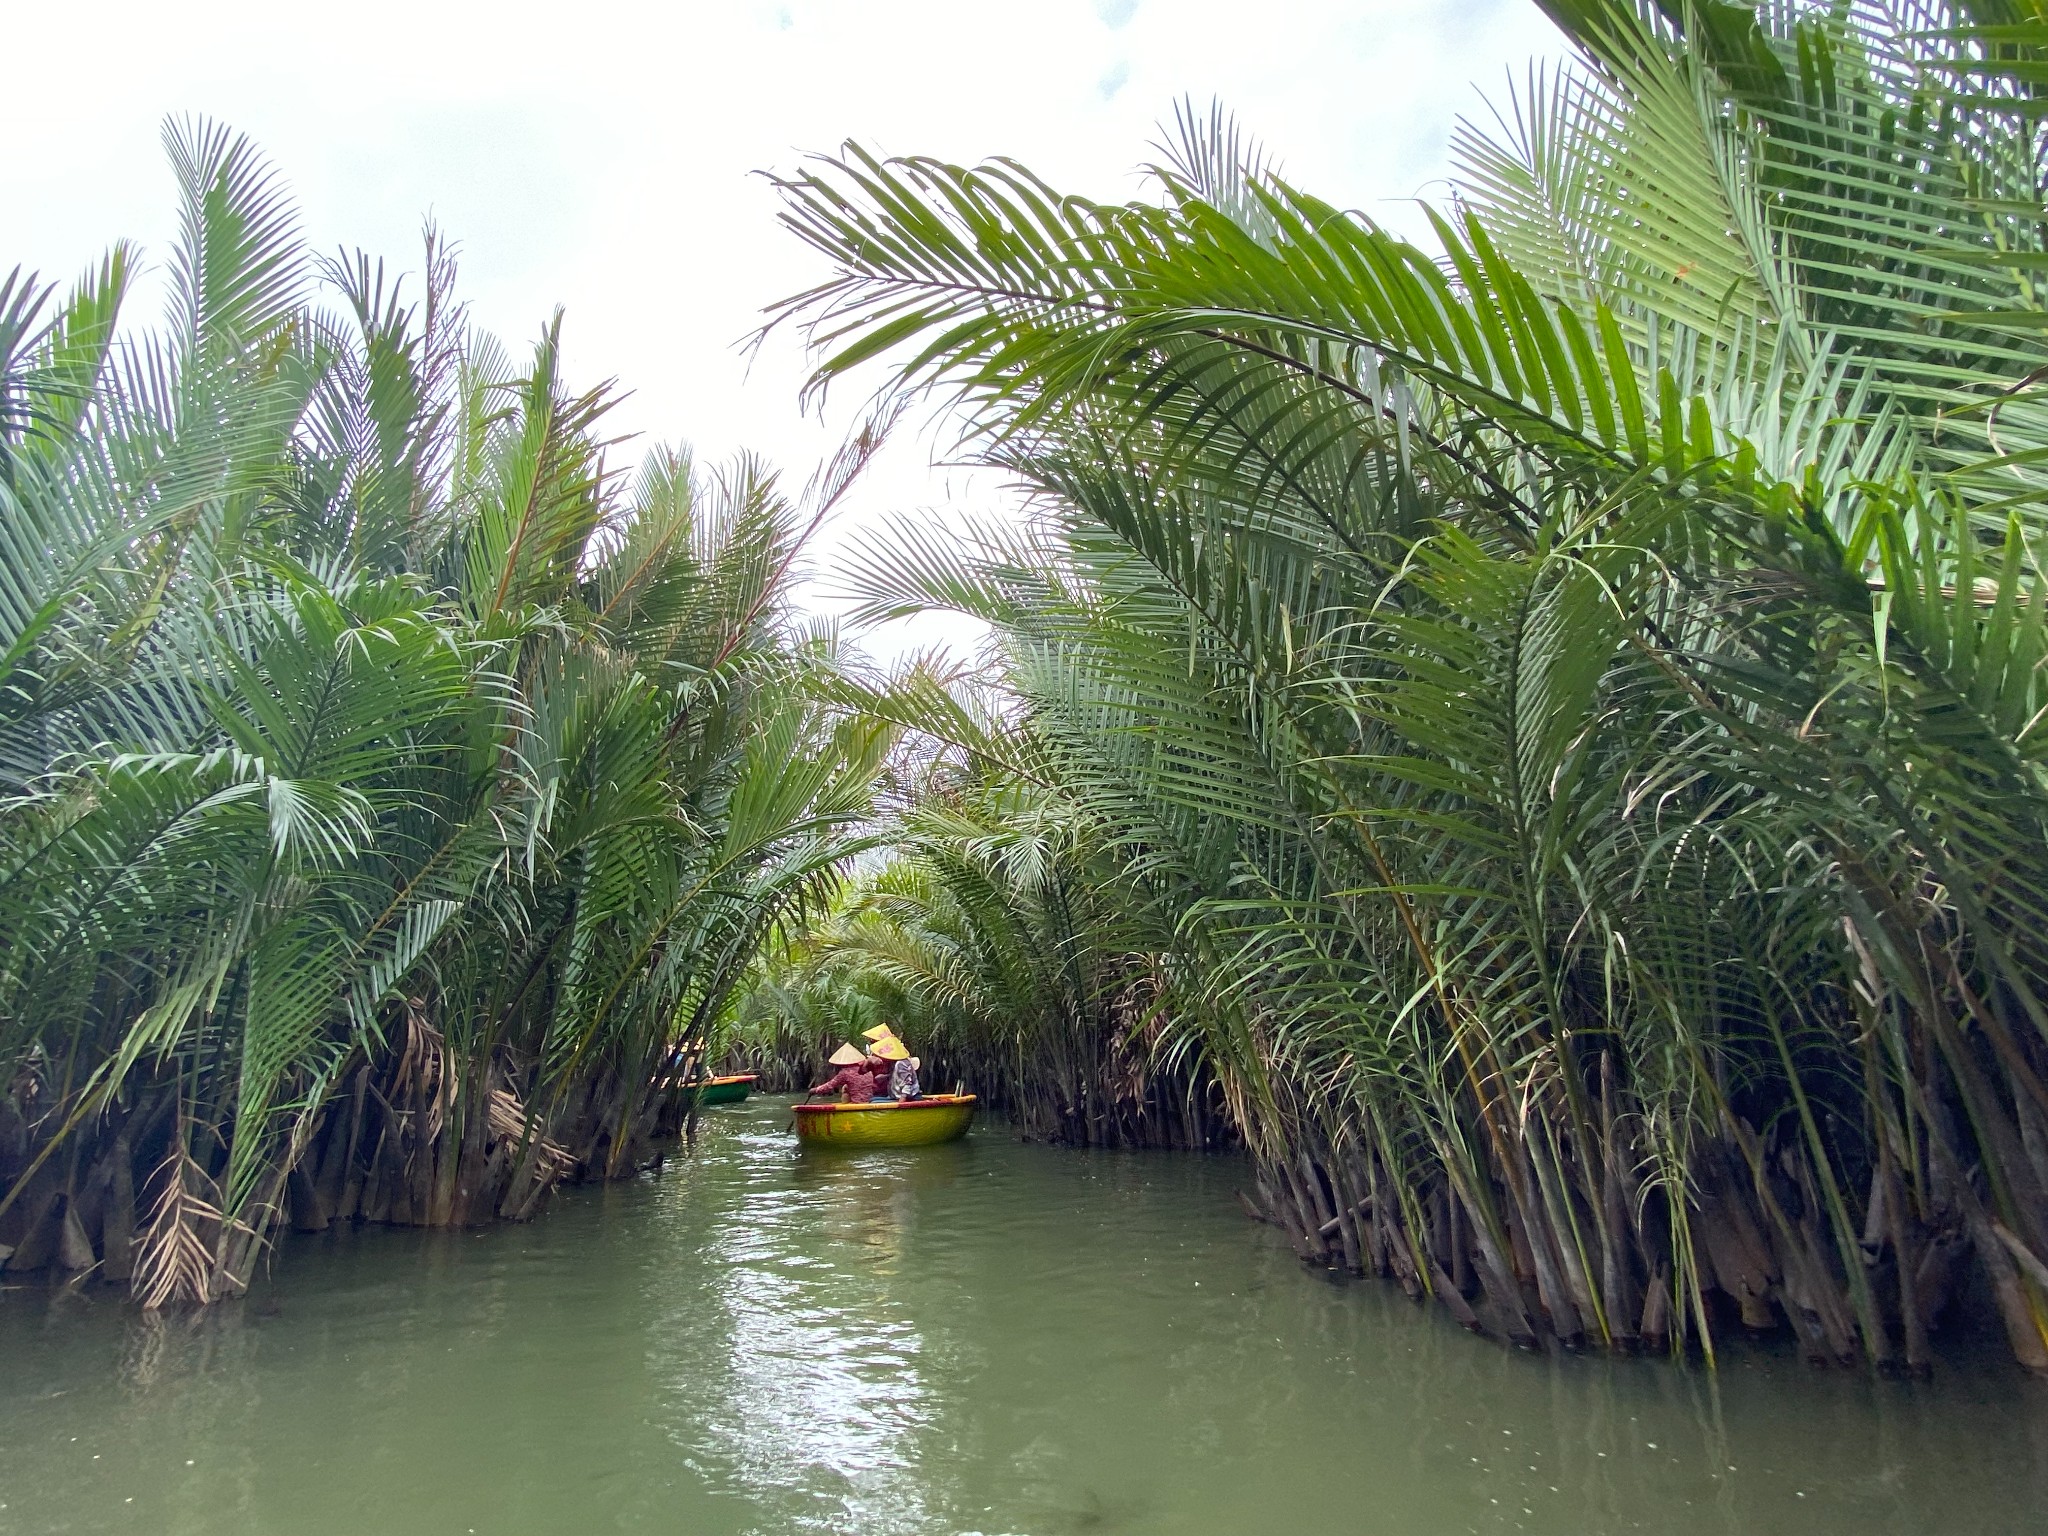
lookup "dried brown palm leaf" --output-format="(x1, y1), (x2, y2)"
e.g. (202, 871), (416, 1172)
(132, 1140), (226, 1310)
(488, 1086), (575, 1183)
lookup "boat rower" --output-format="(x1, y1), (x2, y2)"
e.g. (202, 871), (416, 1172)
(809, 1041), (881, 1103)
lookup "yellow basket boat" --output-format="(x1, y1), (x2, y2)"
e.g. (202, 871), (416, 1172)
(792, 1094), (977, 1148)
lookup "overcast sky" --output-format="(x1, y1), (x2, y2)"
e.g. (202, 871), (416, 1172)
(8, 0), (1562, 655)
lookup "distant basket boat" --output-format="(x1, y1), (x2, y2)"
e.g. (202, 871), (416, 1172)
(678, 1073), (757, 1106)
(792, 1094), (976, 1147)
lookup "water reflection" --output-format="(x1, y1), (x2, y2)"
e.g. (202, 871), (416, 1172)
(659, 1130), (966, 1533)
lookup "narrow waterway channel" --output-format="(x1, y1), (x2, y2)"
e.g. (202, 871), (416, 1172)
(2, 1098), (2043, 1535)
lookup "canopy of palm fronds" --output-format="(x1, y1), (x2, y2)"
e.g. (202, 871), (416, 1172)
(765, 1), (2048, 1370)
(735, 701), (1232, 1147)
(0, 121), (890, 1305)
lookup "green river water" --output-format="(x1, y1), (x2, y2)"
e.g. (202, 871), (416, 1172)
(1, 1097), (2043, 1535)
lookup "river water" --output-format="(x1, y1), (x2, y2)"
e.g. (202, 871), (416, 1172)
(1, 1098), (2043, 1535)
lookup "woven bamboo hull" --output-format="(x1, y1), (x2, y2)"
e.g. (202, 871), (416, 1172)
(792, 1094), (976, 1147)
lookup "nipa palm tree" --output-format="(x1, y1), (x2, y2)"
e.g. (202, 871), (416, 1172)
(764, 0), (2048, 1371)
(0, 120), (889, 1304)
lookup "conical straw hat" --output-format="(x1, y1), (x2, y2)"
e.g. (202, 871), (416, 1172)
(872, 1036), (910, 1061)
(828, 1042), (865, 1066)
(862, 1024), (898, 1042)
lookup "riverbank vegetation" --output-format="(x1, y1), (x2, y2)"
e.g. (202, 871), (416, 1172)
(0, 122), (889, 1302)
(750, 0), (2048, 1372)
(12, 0), (2048, 1387)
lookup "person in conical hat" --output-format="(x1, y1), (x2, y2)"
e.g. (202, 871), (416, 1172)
(872, 1035), (924, 1101)
(810, 1041), (880, 1102)
(861, 1024), (898, 1043)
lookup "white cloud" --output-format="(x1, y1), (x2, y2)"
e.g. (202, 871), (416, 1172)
(5, 0), (1563, 659)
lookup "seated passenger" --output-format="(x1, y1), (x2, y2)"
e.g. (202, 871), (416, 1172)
(864, 1048), (892, 1091)
(872, 1035), (920, 1099)
(890, 1053), (922, 1101)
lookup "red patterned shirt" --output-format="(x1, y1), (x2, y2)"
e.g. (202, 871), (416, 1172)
(813, 1064), (879, 1103)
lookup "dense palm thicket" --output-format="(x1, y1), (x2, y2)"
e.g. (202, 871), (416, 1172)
(735, 725), (1233, 1147)
(755, 0), (2048, 1371)
(0, 123), (888, 1303)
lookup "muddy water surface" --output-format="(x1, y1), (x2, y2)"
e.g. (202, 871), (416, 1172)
(1, 1097), (2044, 1534)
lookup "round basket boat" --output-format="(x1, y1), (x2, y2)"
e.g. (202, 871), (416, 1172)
(792, 1094), (976, 1148)
(682, 1073), (757, 1107)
